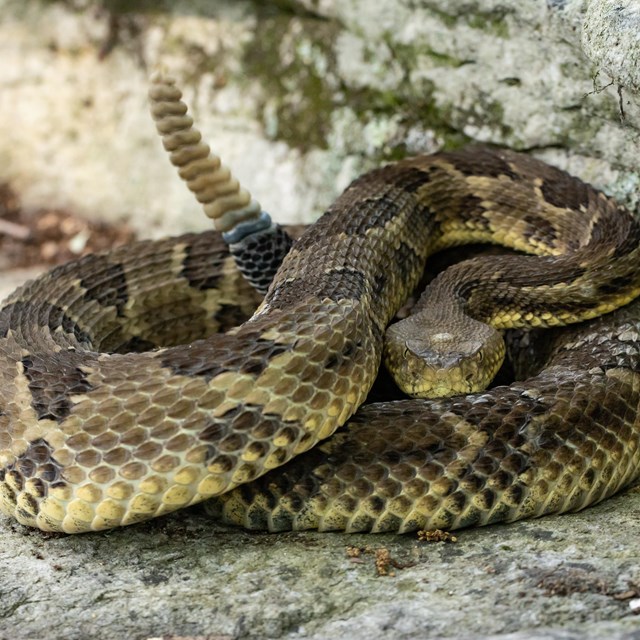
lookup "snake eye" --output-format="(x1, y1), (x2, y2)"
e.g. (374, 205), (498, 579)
(477, 351), (484, 363)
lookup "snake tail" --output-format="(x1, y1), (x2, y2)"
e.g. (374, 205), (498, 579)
(148, 70), (261, 233)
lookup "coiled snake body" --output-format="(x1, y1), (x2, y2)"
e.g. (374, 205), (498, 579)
(1, 84), (640, 533)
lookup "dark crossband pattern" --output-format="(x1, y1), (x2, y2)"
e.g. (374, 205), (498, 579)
(0, 146), (639, 534)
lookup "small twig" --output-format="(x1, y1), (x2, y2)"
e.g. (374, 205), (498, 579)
(0, 217), (31, 240)
(617, 84), (626, 122)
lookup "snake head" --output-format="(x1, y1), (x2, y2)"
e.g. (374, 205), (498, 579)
(383, 315), (505, 399)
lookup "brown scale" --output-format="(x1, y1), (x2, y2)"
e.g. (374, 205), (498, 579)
(209, 301), (640, 532)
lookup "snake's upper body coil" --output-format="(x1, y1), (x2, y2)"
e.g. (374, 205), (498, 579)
(1, 80), (640, 534)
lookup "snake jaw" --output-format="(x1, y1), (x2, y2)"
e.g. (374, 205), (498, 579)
(384, 318), (506, 399)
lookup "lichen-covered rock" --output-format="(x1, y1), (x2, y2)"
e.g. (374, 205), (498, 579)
(582, 0), (640, 92)
(0, 0), (637, 236)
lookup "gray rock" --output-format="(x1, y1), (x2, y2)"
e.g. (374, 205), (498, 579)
(0, 0), (637, 236)
(582, 0), (640, 92)
(1, 487), (640, 640)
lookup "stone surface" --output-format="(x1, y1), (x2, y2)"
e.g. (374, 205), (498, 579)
(582, 0), (640, 92)
(1, 486), (640, 640)
(1, 1), (640, 639)
(0, 0), (638, 237)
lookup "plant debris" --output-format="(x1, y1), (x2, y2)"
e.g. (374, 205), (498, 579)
(417, 529), (458, 543)
(345, 545), (415, 577)
(0, 183), (136, 271)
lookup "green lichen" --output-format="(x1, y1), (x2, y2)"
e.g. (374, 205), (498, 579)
(242, 15), (340, 151)
(390, 41), (472, 69)
(422, 6), (458, 28)
(240, 10), (473, 157)
(467, 12), (509, 38)
(35, 0), (256, 18)
(445, 97), (513, 142)
(344, 81), (470, 161)
(420, 4), (510, 38)
(482, 100), (512, 136)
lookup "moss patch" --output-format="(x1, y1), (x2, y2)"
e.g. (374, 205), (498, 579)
(242, 15), (341, 151)
(467, 12), (510, 38)
(242, 15), (472, 156)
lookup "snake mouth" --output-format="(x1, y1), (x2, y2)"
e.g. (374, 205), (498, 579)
(383, 324), (508, 398)
(392, 359), (477, 399)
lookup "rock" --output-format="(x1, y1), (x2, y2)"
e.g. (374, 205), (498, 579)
(582, 0), (640, 92)
(1, 489), (640, 640)
(0, 0), (637, 236)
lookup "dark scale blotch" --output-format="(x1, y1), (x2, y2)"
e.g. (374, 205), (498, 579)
(115, 336), (157, 354)
(345, 192), (408, 235)
(29, 477), (46, 498)
(396, 240), (423, 285)
(598, 274), (636, 296)
(318, 192), (406, 238)
(535, 297), (602, 317)
(368, 495), (386, 514)
(0, 300), (22, 338)
(323, 338), (360, 372)
(215, 304), (253, 332)
(447, 491), (467, 514)
(239, 339), (290, 376)
(324, 353), (340, 370)
(266, 268), (368, 310)
(159, 334), (290, 380)
(522, 214), (558, 245)
(292, 166), (430, 251)
(287, 493), (304, 512)
(451, 193), (487, 223)
(357, 194), (404, 233)
(505, 483), (525, 506)
(240, 481), (276, 510)
(581, 467), (596, 489)
(18, 493), (39, 517)
(442, 147), (519, 180)
(461, 473), (484, 493)
(45, 305), (92, 346)
(539, 175), (591, 211)
(180, 239), (228, 291)
(348, 164), (434, 196)
(373, 273), (387, 296)
(387, 165), (437, 194)
(21, 354), (94, 422)
(237, 442), (333, 502)
(159, 348), (229, 381)
(478, 487), (496, 510)
(380, 449), (402, 466)
(342, 340), (358, 360)
(0, 301), (90, 346)
(490, 469), (513, 492)
(607, 215), (640, 260)
(6, 439), (63, 491)
(17, 457), (36, 478)
(199, 420), (228, 443)
(76, 255), (128, 316)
